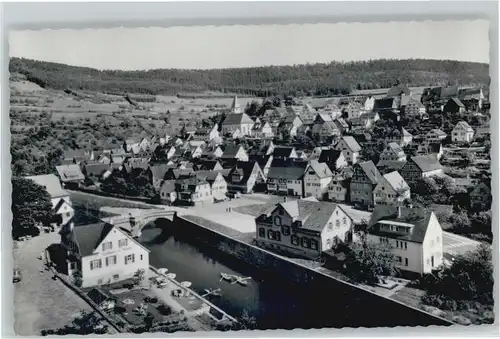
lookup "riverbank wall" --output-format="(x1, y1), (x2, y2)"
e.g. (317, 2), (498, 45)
(173, 215), (453, 328)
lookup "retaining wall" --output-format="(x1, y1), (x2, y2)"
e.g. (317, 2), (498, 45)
(174, 215), (453, 328)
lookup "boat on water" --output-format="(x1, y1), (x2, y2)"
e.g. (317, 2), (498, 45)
(236, 279), (249, 286)
(220, 273), (234, 281)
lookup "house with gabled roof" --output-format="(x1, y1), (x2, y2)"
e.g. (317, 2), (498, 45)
(386, 84), (411, 99)
(26, 174), (74, 227)
(304, 160), (334, 200)
(417, 142), (443, 160)
(328, 171), (352, 203)
(254, 199), (354, 259)
(373, 171), (411, 206)
(56, 164), (85, 188)
(378, 142), (406, 163)
(458, 87), (485, 111)
(220, 144), (249, 162)
(221, 112), (254, 136)
(59, 222), (150, 287)
(387, 127), (413, 146)
(404, 97), (426, 118)
(196, 170), (228, 200)
(452, 121), (474, 143)
(443, 98), (466, 114)
(226, 160), (264, 194)
(272, 146), (298, 160)
(425, 129), (447, 142)
(82, 163), (111, 182)
(175, 176), (213, 206)
(63, 149), (94, 165)
(267, 159), (308, 196)
(334, 136), (362, 165)
(469, 181), (491, 211)
(400, 155), (443, 184)
(317, 149), (347, 171)
(350, 161), (382, 209)
(251, 121), (274, 138)
(312, 120), (341, 142)
(367, 205), (443, 275)
(373, 97), (399, 114)
(192, 124), (219, 142)
(277, 114), (303, 138)
(249, 154), (273, 179)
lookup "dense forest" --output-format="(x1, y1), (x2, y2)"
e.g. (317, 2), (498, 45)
(9, 58), (489, 97)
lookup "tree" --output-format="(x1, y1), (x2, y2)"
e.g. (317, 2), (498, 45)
(420, 244), (493, 309)
(343, 239), (396, 285)
(41, 310), (108, 335)
(12, 177), (54, 239)
(133, 268), (146, 285)
(447, 209), (471, 231)
(238, 310), (257, 330)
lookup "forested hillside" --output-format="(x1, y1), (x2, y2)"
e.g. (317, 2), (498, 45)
(10, 57), (489, 97)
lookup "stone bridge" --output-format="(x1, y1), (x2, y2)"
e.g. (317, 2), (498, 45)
(103, 209), (177, 238)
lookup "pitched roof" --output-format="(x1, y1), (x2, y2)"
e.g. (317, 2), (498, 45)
(273, 146), (296, 158)
(267, 159), (308, 180)
(356, 161), (382, 184)
(160, 179), (176, 193)
(376, 160), (407, 172)
(83, 163), (112, 177)
(448, 97), (465, 108)
(427, 128), (447, 136)
(148, 164), (171, 182)
(440, 85), (460, 99)
(383, 171), (410, 193)
(385, 142), (404, 154)
(63, 149), (88, 160)
(228, 161), (260, 184)
(368, 205), (434, 244)
(410, 154), (443, 172)
(55, 164), (85, 182)
(339, 136), (361, 152)
(221, 144), (245, 158)
(401, 95), (423, 107)
(196, 170), (224, 184)
(334, 118), (349, 129)
(318, 149), (343, 165)
(230, 96), (242, 113)
(222, 113), (253, 126)
(308, 160), (333, 179)
(386, 84), (411, 98)
(454, 121), (474, 132)
(25, 174), (68, 198)
(268, 200), (345, 232)
(72, 222), (114, 256)
(373, 98), (397, 111)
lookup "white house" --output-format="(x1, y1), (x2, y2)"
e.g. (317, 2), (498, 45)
(304, 160), (334, 200)
(373, 171), (411, 206)
(378, 142), (407, 162)
(255, 199), (354, 259)
(267, 159), (307, 197)
(251, 121), (274, 138)
(221, 113), (254, 136)
(345, 102), (365, 119)
(367, 206), (443, 275)
(404, 98), (426, 117)
(25, 174), (74, 227)
(159, 180), (177, 204)
(334, 136), (362, 165)
(60, 222), (150, 288)
(452, 121), (474, 143)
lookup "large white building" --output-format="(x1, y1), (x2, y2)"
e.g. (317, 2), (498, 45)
(367, 206), (443, 275)
(255, 199), (354, 259)
(60, 222), (150, 287)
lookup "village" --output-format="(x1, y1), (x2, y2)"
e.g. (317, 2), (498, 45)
(11, 76), (494, 334)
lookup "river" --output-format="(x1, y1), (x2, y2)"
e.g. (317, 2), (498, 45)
(139, 224), (350, 330)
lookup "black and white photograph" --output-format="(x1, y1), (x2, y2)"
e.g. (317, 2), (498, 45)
(7, 16), (495, 335)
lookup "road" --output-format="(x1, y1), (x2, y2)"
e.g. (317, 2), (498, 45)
(442, 231), (482, 256)
(13, 232), (94, 335)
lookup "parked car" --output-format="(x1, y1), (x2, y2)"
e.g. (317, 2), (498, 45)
(13, 269), (21, 283)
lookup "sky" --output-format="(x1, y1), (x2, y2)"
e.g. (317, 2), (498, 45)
(9, 20), (490, 71)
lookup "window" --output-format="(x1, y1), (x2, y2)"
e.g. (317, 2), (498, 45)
(102, 242), (112, 251)
(90, 259), (102, 270)
(396, 256), (402, 263)
(328, 222), (333, 230)
(259, 228), (266, 237)
(66, 212), (71, 217)
(291, 235), (299, 245)
(405, 258), (408, 266)
(310, 239), (318, 250)
(140, 255), (143, 260)
(119, 239), (128, 247)
(125, 254), (135, 264)
(282, 225), (291, 236)
(335, 220), (340, 228)
(275, 232), (281, 242)
(326, 238), (332, 247)
(404, 242), (407, 250)
(301, 238), (309, 248)
(105, 255), (117, 266)
(274, 216), (281, 226)
(113, 274), (120, 280)
(268, 230), (274, 240)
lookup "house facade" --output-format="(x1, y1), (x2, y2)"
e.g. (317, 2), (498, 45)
(349, 161), (382, 209)
(378, 142), (406, 162)
(175, 177), (214, 205)
(469, 182), (492, 211)
(60, 222), (150, 288)
(304, 160), (333, 200)
(400, 155), (444, 184)
(334, 136), (361, 165)
(404, 98), (426, 117)
(221, 113), (254, 136)
(254, 200), (354, 259)
(425, 129), (447, 142)
(367, 206), (443, 275)
(328, 175), (350, 203)
(266, 160), (307, 196)
(387, 127), (413, 146)
(373, 171), (411, 206)
(452, 121), (474, 143)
